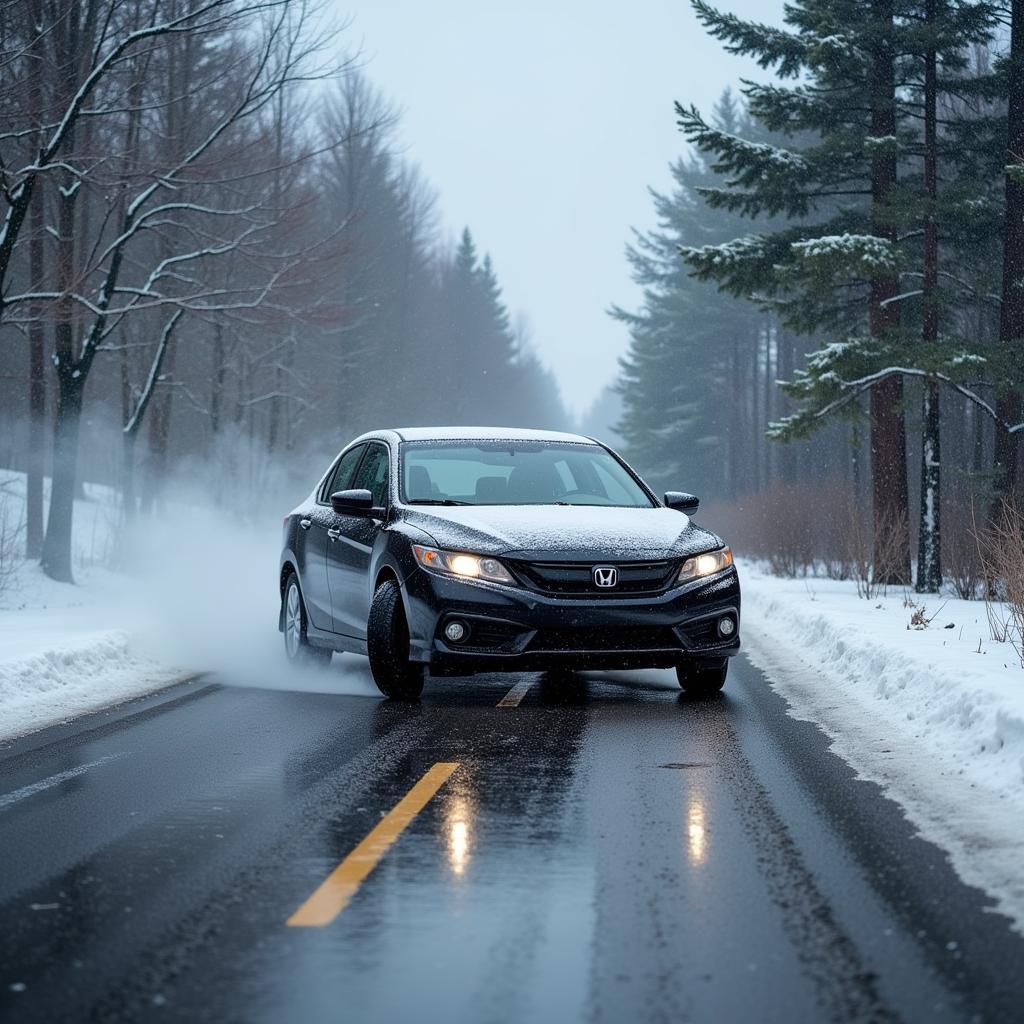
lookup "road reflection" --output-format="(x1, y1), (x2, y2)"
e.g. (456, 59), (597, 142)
(688, 795), (707, 865)
(446, 795), (473, 877)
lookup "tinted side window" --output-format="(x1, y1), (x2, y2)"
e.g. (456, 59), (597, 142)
(322, 444), (365, 502)
(351, 444), (389, 507)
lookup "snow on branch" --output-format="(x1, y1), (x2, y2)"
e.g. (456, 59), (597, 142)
(770, 365), (1024, 440)
(791, 233), (898, 275)
(677, 104), (810, 174)
(675, 104), (813, 217)
(123, 311), (183, 436)
(683, 233), (769, 267)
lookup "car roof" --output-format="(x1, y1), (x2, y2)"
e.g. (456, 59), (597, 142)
(355, 426), (597, 445)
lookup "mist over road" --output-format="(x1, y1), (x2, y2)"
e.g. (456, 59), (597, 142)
(1, 656), (1021, 1023)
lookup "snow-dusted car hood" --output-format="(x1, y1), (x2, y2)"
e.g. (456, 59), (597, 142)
(402, 504), (722, 560)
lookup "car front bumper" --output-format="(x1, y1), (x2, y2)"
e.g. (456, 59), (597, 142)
(402, 565), (741, 675)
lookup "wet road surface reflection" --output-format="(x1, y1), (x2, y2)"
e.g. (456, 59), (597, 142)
(0, 659), (1022, 1022)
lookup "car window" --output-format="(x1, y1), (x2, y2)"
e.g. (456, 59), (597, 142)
(590, 460), (636, 504)
(400, 441), (653, 507)
(322, 444), (365, 502)
(552, 460), (575, 492)
(350, 444), (389, 507)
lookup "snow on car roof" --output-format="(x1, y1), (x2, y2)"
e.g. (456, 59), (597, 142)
(388, 426), (595, 444)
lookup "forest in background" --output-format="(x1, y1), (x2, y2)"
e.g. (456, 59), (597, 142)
(10, 0), (1024, 605)
(0, 0), (567, 583)
(615, 0), (1024, 597)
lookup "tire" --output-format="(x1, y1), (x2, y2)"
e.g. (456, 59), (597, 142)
(367, 579), (424, 699)
(676, 658), (728, 696)
(283, 572), (332, 667)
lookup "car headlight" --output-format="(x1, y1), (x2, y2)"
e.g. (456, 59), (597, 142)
(412, 545), (514, 584)
(678, 546), (733, 583)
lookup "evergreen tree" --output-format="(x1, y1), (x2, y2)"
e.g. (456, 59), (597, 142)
(437, 230), (531, 425)
(678, 0), (994, 583)
(613, 93), (773, 499)
(315, 79), (569, 434)
(993, 0), (1024, 513)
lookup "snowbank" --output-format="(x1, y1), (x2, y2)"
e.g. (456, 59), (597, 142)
(0, 473), (183, 740)
(742, 566), (1024, 932)
(0, 623), (183, 740)
(0, 469), (357, 740)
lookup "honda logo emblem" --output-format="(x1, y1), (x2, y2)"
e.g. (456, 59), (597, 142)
(593, 565), (618, 588)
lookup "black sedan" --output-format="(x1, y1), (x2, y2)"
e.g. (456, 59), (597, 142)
(279, 427), (740, 699)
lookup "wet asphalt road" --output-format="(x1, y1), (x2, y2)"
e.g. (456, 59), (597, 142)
(1, 656), (1023, 1024)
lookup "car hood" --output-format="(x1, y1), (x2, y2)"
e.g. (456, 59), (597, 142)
(401, 504), (722, 561)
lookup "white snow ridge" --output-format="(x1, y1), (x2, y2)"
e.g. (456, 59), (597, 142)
(742, 566), (1024, 933)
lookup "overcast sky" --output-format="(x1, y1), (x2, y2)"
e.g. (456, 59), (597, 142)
(331, 1), (780, 416)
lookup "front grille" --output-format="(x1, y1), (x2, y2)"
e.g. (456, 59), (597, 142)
(528, 625), (681, 653)
(510, 559), (678, 597)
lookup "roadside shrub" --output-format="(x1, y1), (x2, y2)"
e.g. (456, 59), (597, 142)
(978, 500), (1024, 666)
(701, 477), (856, 578)
(840, 502), (908, 600)
(944, 500), (984, 600)
(0, 495), (24, 596)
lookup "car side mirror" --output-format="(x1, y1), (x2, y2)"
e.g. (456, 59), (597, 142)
(664, 491), (699, 514)
(330, 488), (375, 516)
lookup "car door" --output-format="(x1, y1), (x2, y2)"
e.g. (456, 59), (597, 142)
(326, 441), (389, 638)
(303, 444), (365, 631)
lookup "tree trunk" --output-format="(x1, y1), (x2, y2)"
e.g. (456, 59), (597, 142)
(40, 127), (81, 583)
(26, 184), (46, 559)
(763, 320), (774, 488)
(268, 364), (282, 454)
(993, 0), (1024, 512)
(918, 383), (941, 590)
(750, 324), (761, 494)
(917, 7), (942, 592)
(122, 430), (139, 530)
(24, 0), (47, 558)
(40, 373), (83, 583)
(210, 323), (226, 436)
(120, 349), (138, 526)
(869, 0), (910, 583)
(851, 420), (862, 499)
(729, 333), (741, 498)
(778, 328), (796, 483)
(142, 342), (177, 518)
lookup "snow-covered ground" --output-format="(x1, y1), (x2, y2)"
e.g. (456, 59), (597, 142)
(742, 565), (1024, 932)
(0, 473), (187, 740)
(0, 470), (373, 742)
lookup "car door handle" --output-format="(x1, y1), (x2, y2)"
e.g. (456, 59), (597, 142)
(299, 519), (312, 530)
(327, 528), (341, 541)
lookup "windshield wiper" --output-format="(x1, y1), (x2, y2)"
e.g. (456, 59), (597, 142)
(406, 498), (474, 506)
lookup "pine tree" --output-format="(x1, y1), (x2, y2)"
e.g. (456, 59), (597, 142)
(678, 0), (994, 583)
(613, 92), (769, 498)
(916, 0), (943, 592)
(439, 229), (539, 425)
(993, 0), (1024, 514)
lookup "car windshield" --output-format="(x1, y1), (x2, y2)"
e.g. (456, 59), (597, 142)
(401, 441), (654, 507)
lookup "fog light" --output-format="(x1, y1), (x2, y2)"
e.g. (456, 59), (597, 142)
(718, 616), (735, 637)
(444, 621), (467, 643)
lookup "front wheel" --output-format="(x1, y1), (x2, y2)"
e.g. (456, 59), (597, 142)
(367, 579), (424, 700)
(283, 573), (332, 667)
(676, 658), (728, 696)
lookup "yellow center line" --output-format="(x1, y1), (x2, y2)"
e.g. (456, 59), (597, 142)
(287, 761), (459, 928)
(497, 680), (533, 707)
